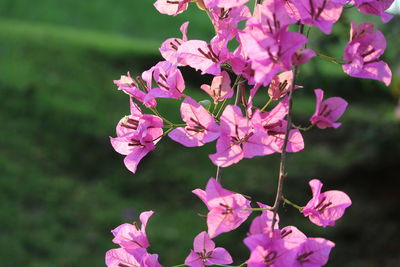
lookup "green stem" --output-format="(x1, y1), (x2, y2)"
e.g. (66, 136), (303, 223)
(283, 197), (303, 211)
(149, 107), (174, 126)
(241, 207), (273, 211)
(215, 166), (222, 182)
(292, 124), (314, 131)
(260, 98), (273, 112)
(316, 52), (345, 65)
(212, 101), (219, 114)
(171, 264), (186, 267)
(215, 98), (228, 119)
(234, 75), (243, 106)
(163, 127), (174, 137)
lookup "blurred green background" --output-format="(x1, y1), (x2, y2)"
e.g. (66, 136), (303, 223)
(1, 1), (399, 266)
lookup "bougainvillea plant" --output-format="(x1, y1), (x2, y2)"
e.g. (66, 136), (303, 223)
(106, 0), (395, 266)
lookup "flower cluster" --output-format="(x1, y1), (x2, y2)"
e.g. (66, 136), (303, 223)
(106, 0), (394, 266)
(105, 211), (162, 267)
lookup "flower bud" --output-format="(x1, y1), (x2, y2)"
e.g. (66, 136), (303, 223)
(195, 0), (207, 10)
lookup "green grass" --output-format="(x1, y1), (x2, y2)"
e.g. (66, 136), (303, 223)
(0, 18), (160, 56)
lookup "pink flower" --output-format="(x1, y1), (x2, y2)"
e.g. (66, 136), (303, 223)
(192, 178), (252, 238)
(208, 5), (251, 40)
(110, 99), (163, 173)
(292, 48), (316, 66)
(342, 21), (392, 86)
(310, 89), (347, 129)
(249, 203), (279, 235)
(105, 248), (162, 267)
(160, 22), (189, 64)
(245, 230), (299, 267)
(168, 97), (220, 147)
(177, 35), (229, 75)
(111, 211), (154, 249)
(114, 72), (157, 108)
(209, 105), (276, 167)
(200, 71), (234, 103)
(302, 179), (352, 227)
(184, 231), (233, 267)
(154, 0), (190, 16)
(142, 61), (185, 102)
(245, 225), (335, 267)
(203, 0), (250, 9)
(252, 0), (296, 34)
(230, 45), (256, 85)
(267, 71), (302, 100)
(261, 98), (304, 153)
(239, 25), (308, 86)
(284, 0), (345, 34)
(293, 238), (335, 267)
(354, 0), (394, 23)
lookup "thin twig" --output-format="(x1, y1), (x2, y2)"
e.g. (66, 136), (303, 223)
(270, 65), (298, 230)
(270, 24), (304, 230)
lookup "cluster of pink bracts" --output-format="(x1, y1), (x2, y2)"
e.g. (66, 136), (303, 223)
(106, 178), (351, 267)
(106, 0), (393, 266)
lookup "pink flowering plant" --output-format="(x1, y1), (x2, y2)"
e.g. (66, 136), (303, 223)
(106, 0), (395, 266)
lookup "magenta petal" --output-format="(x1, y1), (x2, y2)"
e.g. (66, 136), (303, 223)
(140, 211), (154, 231)
(141, 253), (162, 267)
(343, 21), (392, 85)
(123, 147), (151, 174)
(310, 89), (347, 129)
(111, 223), (143, 249)
(110, 136), (133, 155)
(302, 179), (352, 227)
(293, 48), (316, 66)
(243, 132), (276, 158)
(168, 127), (204, 147)
(177, 40), (222, 75)
(207, 204), (251, 238)
(160, 22), (189, 63)
(309, 179), (323, 199)
(207, 208), (233, 238)
(286, 129), (305, 152)
(200, 71), (233, 103)
(280, 226), (307, 249)
(208, 247), (233, 265)
(249, 203), (277, 235)
(343, 60), (392, 86)
(310, 190), (352, 227)
(247, 246), (268, 267)
(181, 97), (219, 133)
(204, 0), (250, 9)
(193, 231), (215, 252)
(184, 250), (203, 267)
(209, 136), (243, 167)
(296, 238), (335, 267)
(169, 97), (219, 147)
(105, 248), (144, 267)
(205, 178), (235, 205)
(154, 0), (189, 15)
